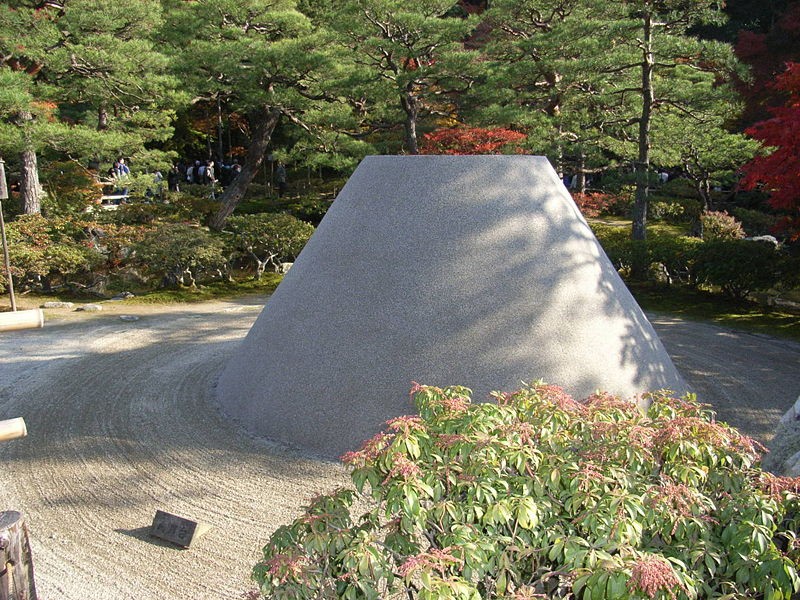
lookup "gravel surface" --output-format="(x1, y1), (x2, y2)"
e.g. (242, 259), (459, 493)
(0, 297), (348, 600)
(0, 297), (798, 599)
(650, 314), (800, 444)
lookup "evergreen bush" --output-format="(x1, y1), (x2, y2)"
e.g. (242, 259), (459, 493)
(592, 226), (700, 285)
(132, 223), (227, 288)
(731, 208), (780, 238)
(5, 214), (102, 292)
(226, 213), (314, 278)
(692, 239), (786, 299)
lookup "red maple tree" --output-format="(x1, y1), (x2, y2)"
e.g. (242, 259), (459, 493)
(740, 62), (800, 239)
(418, 126), (526, 155)
(734, 1), (800, 126)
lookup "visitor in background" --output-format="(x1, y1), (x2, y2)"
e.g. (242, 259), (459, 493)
(276, 161), (287, 198)
(196, 160), (207, 183)
(167, 165), (181, 192)
(204, 160), (216, 185)
(113, 157), (130, 200)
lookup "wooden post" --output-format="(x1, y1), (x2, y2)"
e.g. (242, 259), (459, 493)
(0, 511), (38, 600)
(0, 158), (16, 312)
(0, 310), (43, 333)
(0, 419), (26, 443)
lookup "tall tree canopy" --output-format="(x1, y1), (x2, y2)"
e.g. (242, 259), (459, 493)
(472, 0), (744, 237)
(740, 62), (800, 239)
(325, 0), (481, 154)
(0, 0), (178, 213)
(163, 0), (353, 229)
(582, 0), (739, 240)
(0, 0), (784, 241)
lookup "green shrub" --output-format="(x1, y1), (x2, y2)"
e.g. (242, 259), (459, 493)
(236, 196), (282, 215)
(243, 183), (271, 199)
(648, 200), (683, 222)
(591, 224), (635, 272)
(41, 161), (103, 216)
(592, 226), (699, 285)
(132, 223), (227, 288)
(6, 214), (102, 291)
(226, 213), (314, 279)
(648, 234), (703, 286)
(253, 383), (800, 599)
(731, 207), (780, 238)
(167, 192), (222, 225)
(660, 178), (699, 199)
(111, 201), (178, 225)
(692, 239), (786, 299)
(699, 211), (745, 241)
(107, 191), (222, 226)
(648, 197), (702, 224)
(285, 195), (333, 225)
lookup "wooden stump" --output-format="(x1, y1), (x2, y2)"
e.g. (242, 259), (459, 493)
(0, 512), (37, 600)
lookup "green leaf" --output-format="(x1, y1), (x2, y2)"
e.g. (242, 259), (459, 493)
(609, 573), (627, 598)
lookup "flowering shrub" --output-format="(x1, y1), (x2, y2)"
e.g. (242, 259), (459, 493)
(699, 210), (746, 241)
(253, 383), (800, 599)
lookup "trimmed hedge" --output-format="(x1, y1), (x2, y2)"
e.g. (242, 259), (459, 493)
(592, 225), (795, 296)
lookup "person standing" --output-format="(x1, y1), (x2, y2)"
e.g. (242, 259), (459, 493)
(276, 161), (287, 198)
(167, 165), (181, 192)
(114, 157), (130, 178)
(113, 157), (130, 200)
(204, 160), (216, 185)
(196, 160), (206, 183)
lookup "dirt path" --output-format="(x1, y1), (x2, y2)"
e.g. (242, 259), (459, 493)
(0, 298), (798, 599)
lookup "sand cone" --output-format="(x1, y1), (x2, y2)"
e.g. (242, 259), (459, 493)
(217, 156), (686, 458)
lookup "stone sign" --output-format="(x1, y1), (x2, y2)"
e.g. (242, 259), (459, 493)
(150, 510), (210, 548)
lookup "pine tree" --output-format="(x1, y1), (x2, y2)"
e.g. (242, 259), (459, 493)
(482, 0), (742, 240)
(163, 0), (352, 229)
(324, 0), (481, 154)
(0, 0), (179, 213)
(586, 0), (738, 240)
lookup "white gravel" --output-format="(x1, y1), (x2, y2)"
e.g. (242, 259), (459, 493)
(0, 297), (798, 599)
(0, 297), (348, 600)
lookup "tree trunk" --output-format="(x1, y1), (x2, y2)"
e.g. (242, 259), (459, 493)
(209, 107), (281, 231)
(577, 150), (586, 193)
(17, 110), (44, 215)
(632, 12), (654, 242)
(400, 91), (419, 155)
(20, 149), (43, 215)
